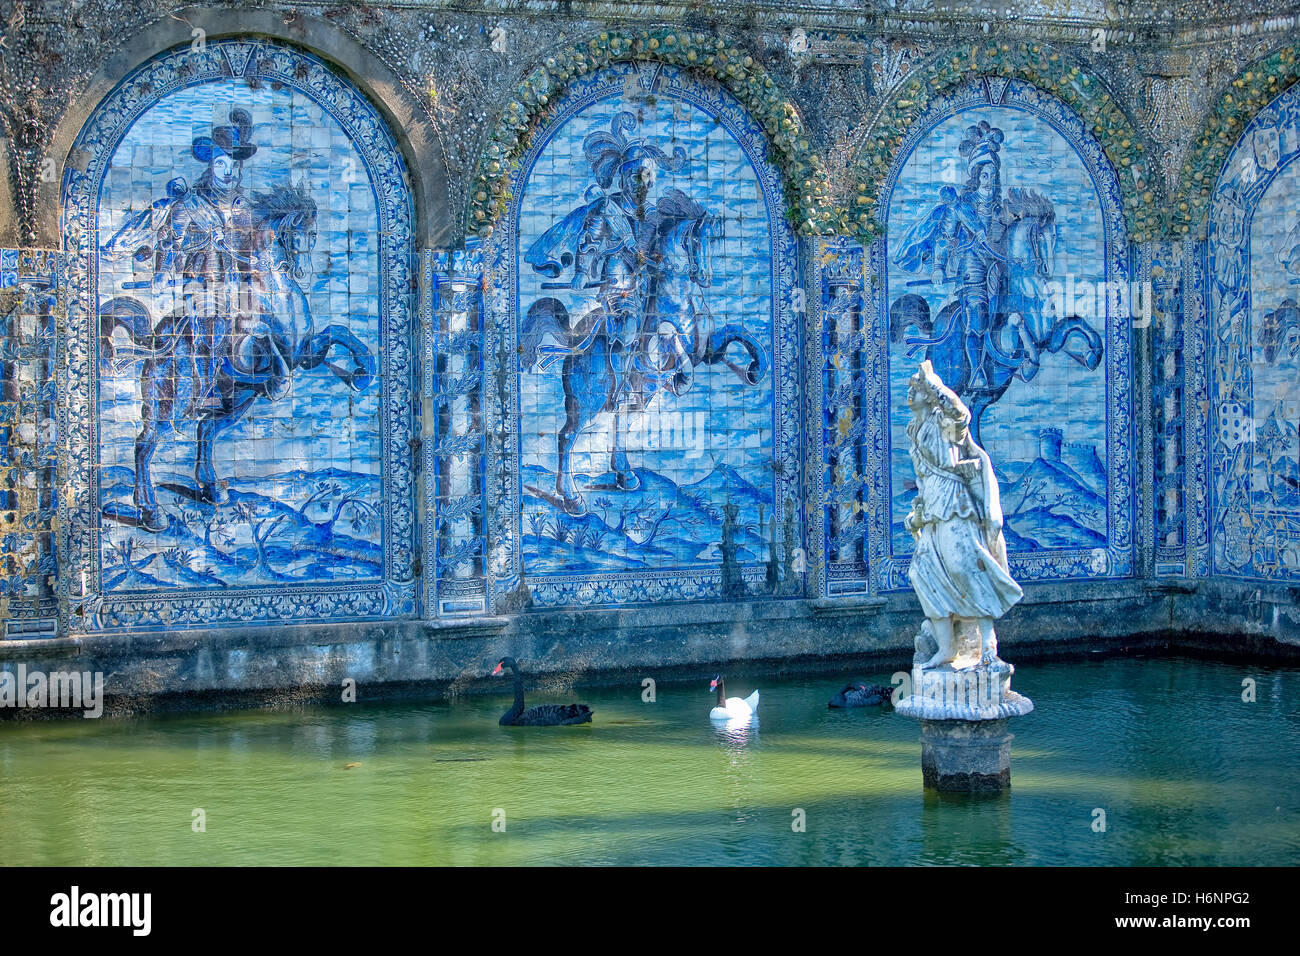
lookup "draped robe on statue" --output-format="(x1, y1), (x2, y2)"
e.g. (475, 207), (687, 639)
(906, 410), (1023, 621)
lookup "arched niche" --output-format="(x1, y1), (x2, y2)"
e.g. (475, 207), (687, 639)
(867, 76), (1134, 589)
(1196, 78), (1300, 580)
(39, 7), (449, 250)
(475, 59), (803, 610)
(850, 41), (1155, 244)
(59, 36), (418, 631)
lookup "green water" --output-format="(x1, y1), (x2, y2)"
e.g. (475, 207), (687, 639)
(1, 653), (1297, 866)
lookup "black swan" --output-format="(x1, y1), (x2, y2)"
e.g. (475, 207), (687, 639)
(828, 682), (894, 708)
(492, 658), (593, 726)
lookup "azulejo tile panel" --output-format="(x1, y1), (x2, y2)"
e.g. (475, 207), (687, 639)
(425, 246), (487, 616)
(812, 237), (874, 596)
(59, 38), (416, 631)
(479, 61), (802, 610)
(854, 77), (1134, 592)
(0, 249), (60, 629)
(1203, 80), (1300, 580)
(1150, 239), (1190, 576)
(40, 32), (1300, 633)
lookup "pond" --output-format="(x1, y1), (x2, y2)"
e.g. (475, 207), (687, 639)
(1, 653), (1296, 865)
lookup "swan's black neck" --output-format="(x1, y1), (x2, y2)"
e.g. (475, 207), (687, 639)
(715, 678), (726, 706)
(503, 661), (525, 722)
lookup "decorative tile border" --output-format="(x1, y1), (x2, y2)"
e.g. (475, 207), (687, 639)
(425, 245), (487, 616)
(1150, 239), (1189, 575)
(863, 77), (1135, 592)
(1184, 238), (1212, 579)
(58, 38), (417, 631)
(809, 235), (873, 597)
(0, 248), (61, 629)
(480, 60), (803, 611)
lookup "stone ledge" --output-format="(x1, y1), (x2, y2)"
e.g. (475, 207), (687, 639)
(420, 616), (512, 638)
(1145, 579), (1200, 594)
(521, 596), (811, 629)
(0, 636), (83, 660)
(810, 596), (887, 617)
(17, 620), (422, 658)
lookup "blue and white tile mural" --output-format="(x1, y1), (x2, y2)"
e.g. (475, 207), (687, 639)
(864, 78), (1134, 590)
(425, 246), (488, 617)
(1200, 80), (1300, 579)
(1150, 239), (1190, 576)
(43, 29), (1300, 634)
(0, 249), (60, 627)
(60, 39), (416, 631)
(813, 237), (873, 596)
(478, 61), (802, 609)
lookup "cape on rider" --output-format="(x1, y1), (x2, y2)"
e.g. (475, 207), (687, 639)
(524, 111), (690, 491)
(149, 108), (263, 433)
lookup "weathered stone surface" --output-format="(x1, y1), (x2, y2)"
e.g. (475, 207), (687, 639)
(918, 717), (1016, 793)
(2, 2), (1299, 718)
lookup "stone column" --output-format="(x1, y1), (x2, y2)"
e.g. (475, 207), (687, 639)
(895, 654), (1034, 792)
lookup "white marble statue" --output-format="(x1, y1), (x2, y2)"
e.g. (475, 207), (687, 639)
(905, 360), (1023, 669)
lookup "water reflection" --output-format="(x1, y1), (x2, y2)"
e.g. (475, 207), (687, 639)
(709, 715), (759, 831)
(1, 654), (1296, 865)
(711, 714), (758, 745)
(919, 788), (1022, 865)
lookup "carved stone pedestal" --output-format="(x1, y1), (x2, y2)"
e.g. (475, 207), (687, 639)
(895, 660), (1034, 793)
(917, 717), (1013, 792)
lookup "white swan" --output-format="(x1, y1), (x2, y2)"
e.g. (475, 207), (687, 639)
(709, 676), (759, 720)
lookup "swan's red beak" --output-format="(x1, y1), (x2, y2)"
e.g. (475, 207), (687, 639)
(709, 679), (718, 690)
(492, 663), (503, 676)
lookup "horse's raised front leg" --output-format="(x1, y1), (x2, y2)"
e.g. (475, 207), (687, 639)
(705, 325), (767, 385)
(194, 416), (229, 506)
(303, 326), (375, 391)
(554, 357), (588, 517)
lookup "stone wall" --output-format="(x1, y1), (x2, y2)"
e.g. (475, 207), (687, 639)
(2, 1), (1299, 707)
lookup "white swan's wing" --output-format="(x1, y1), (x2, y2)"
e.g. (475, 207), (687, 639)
(744, 690), (759, 711)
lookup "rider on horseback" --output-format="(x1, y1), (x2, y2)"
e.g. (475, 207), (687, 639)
(575, 151), (655, 411)
(152, 109), (261, 436)
(894, 122), (1010, 390)
(525, 112), (689, 431)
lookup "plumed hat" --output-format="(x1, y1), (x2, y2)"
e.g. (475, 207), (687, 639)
(959, 121), (1003, 174)
(193, 108), (258, 163)
(582, 112), (686, 189)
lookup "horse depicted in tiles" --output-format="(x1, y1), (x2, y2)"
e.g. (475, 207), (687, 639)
(98, 181), (374, 532)
(890, 187), (1104, 446)
(520, 188), (767, 517)
(1261, 298), (1300, 365)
